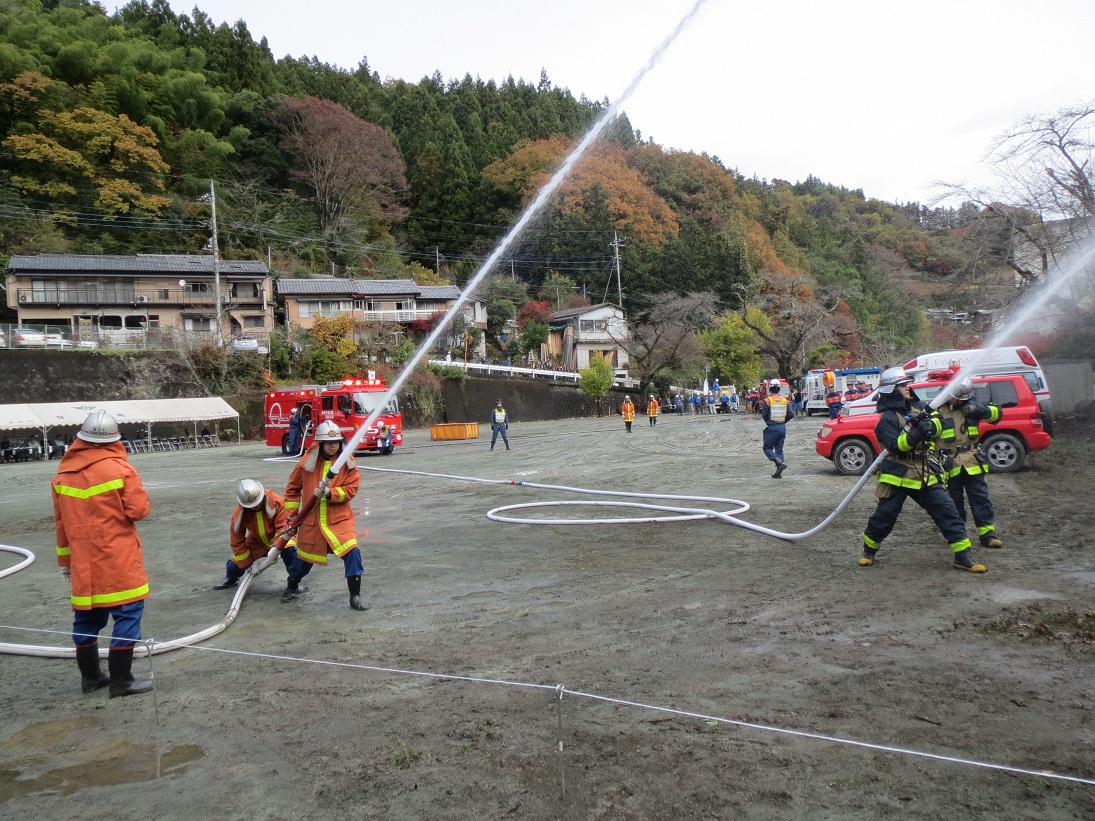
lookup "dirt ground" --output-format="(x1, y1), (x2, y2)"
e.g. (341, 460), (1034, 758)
(0, 409), (1093, 820)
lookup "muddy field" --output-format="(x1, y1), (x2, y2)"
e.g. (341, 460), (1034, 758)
(0, 410), (1093, 820)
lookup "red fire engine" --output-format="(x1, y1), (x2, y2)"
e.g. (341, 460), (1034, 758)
(265, 373), (403, 455)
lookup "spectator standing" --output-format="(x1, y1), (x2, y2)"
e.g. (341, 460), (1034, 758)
(707, 393), (717, 415)
(376, 421), (395, 456)
(281, 421), (369, 609)
(674, 394), (684, 416)
(52, 410), (153, 697)
(287, 408), (303, 454)
(489, 399), (510, 451)
(730, 391), (739, 413)
(825, 385), (844, 419)
(759, 381), (794, 478)
(621, 395), (636, 433)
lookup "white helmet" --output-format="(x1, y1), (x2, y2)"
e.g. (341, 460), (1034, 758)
(953, 377), (975, 401)
(877, 366), (913, 394)
(313, 421), (343, 441)
(77, 409), (121, 443)
(236, 479), (265, 509)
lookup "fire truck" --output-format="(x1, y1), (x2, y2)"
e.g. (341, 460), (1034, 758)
(264, 373), (403, 455)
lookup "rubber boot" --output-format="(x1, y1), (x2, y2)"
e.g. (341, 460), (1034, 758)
(772, 459), (786, 479)
(107, 650), (154, 698)
(980, 532), (1004, 549)
(280, 577), (304, 603)
(213, 573), (239, 590)
(348, 575), (367, 610)
(858, 546), (878, 566)
(75, 644), (110, 693)
(953, 549), (987, 573)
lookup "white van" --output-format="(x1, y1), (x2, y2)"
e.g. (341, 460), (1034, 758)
(842, 346), (1053, 432)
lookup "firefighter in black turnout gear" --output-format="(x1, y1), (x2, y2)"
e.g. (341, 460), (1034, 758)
(859, 367), (986, 573)
(936, 377), (1004, 549)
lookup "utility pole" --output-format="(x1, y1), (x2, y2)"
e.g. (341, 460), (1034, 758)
(610, 232), (624, 308)
(209, 180), (223, 343)
(436, 247), (442, 276)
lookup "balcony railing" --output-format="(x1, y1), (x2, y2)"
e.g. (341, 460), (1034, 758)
(15, 288), (265, 308)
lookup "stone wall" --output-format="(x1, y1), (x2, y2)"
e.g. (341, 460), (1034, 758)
(0, 351), (629, 437)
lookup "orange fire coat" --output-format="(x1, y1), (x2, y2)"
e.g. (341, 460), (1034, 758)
(284, 445), (360, 564)
(52, 439), (151, 610)
(230, 490), (290, 568)
(621, 400), (636, 422)
(647, 398), (659, 417)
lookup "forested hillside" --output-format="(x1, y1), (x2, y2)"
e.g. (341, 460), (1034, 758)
(0, 0), (1014, 380)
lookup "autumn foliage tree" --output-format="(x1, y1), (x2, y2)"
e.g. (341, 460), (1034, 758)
(273, 96), (409, 267)
(1, 73), (171, 214)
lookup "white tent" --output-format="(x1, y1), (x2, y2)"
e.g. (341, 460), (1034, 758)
(0, 397), (240, 450)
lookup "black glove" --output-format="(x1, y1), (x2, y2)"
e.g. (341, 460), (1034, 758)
(961, 403), (982, 418)
(916, 415), (937, 438)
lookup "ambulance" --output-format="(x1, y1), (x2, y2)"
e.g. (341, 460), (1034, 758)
(264, 373), (403, 455)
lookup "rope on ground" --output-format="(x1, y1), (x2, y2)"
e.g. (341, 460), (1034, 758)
(5, 631), (1088, 789)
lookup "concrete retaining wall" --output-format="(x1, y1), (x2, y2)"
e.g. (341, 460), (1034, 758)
(1044, 359), (1095, 416)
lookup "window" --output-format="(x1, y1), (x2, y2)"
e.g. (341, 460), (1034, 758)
(159, 289), (170, 299)
(299, 300), (350, 318)
(579, 319), (608, 332)
(188, 282), (210, 293)
(231, 282), (260, 298)
(124, 315), (146, 329)
(243, 315), (265, 328)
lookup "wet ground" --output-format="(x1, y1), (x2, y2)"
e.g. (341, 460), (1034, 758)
(1, 411), (1093, 820)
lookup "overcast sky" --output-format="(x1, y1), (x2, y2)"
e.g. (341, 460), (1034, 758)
(151, 0), (1094, 205)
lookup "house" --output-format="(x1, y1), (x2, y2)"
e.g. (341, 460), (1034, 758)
(277, 277), (488, 353)
(544, 303), (630, 371)
(5, 254), (271, 346)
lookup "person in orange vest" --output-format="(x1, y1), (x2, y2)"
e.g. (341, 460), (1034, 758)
(214, 479), (294, 590)
(621, 395), (636, 433)
(825, 385), (844, 418)
(52, 410), (153, 698)
(759, 381), (794, 477)
(281, 421), (367, 610)
(647, 394), (660, 426)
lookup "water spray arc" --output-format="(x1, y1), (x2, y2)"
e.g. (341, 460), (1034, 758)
(0, 0), (714, 660)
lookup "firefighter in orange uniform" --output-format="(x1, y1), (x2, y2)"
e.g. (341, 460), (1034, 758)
(647, 394), (660, 427)
(281, 421), (367, 610)
(621, 395), (636, 433)
(213, 479), (294, 589)
(52, 410), (153, 698)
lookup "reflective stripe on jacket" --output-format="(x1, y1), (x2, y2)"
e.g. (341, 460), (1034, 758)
(621, 401), (635, 422)
(936, 401), (1000, 476)
(284, 446), (360, 564)
(230, 490), (290, 567)
(875, 407), (943, 489)
(52, 439), (150, 610)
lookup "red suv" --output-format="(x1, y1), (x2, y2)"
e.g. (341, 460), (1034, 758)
(815, 374), (1052, 475)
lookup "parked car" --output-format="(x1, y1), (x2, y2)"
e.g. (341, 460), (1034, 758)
(815, 374), (1052, 475)
(228, 337), (268, 354)
(12, 328), (47, 347)
(45, 333), (98, 349)
(0, 328), (5, 347)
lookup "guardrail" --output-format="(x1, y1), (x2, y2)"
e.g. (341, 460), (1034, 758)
(429, 359), (639, 388)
